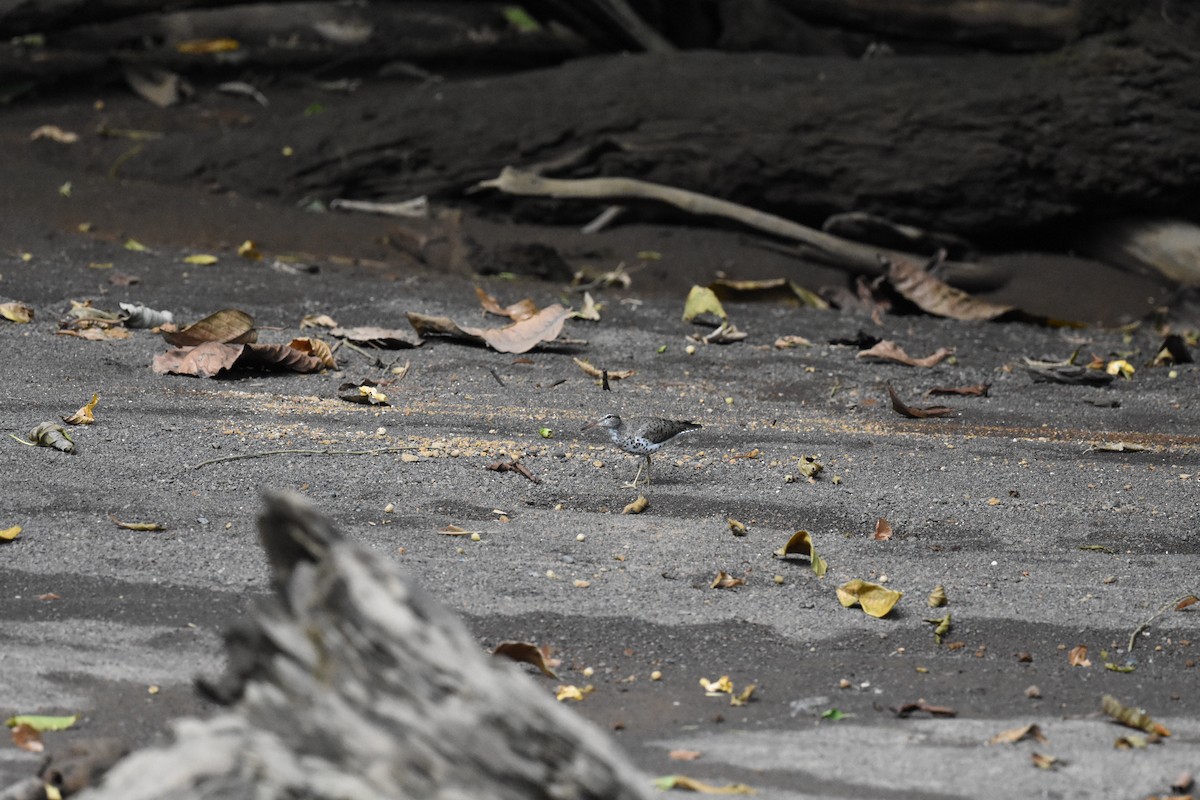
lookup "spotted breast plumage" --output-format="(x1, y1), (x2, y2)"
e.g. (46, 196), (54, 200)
(581, 414), (700, 487)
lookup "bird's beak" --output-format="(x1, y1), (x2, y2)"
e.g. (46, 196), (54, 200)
(581, 421), (597, 431)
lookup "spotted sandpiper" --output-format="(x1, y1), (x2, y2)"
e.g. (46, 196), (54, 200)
(581, 414), (701, 488)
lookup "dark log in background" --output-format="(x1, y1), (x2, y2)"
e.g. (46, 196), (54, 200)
(3, 0), (1198, 247)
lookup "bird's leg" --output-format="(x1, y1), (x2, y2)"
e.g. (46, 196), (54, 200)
(624, 455), (651, 489)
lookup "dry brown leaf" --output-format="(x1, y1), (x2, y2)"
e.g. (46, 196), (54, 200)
(486, 458), (541, 484)
(10, 724), (43, 753)
(407, 305), (569, 354)
(330, 326), (423, 348)
(492, 641), (560, 678)
(161, 309), (256, 346)
(288, 337), (337, 369)
(152, 341), (325, 378)
(710, 571), (745, 589)
(1030, 752), (1061, 770)
(57, 327), (132, 341)
(668, 750), (703, 762)
(892, 699), (957, 718)
(989, 723), (1048, 745)
(1067, 645), (1091, 667)
(859, 340), (954, 368)
(887, 382), (956, 419)
(774, 335), (812, 349)
(300, 313), (338, 329)
(475, 286), (539, 321)
(884, 255), (1015, 321)
(437, 524), (475, 536)
(1176, 595), (1199, 611)
(928, 383), (991, 396)
(873, 518), (893, 541)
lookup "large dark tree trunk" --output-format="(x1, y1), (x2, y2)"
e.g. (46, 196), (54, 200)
(89, 12), (1199, 243)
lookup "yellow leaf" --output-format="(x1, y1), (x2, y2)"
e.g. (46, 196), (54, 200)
(124, 238), (149, 252)
(238, 240), (262, 260)
(836, 579), (902, 618)
(682, 286), (727, 322)
(62, 393), (99, 425)
(0, 302), (34, 323)
(1106, 359), (1134, 378)
(0, 525), (21, 542)
(654, 775), (755, 794)
(622, 495), (649, 514)
(183, 254), (219, 265)
(555, 684), (593, 702)
(773, 530), (828, 576)
(727, 518), (747, 536)
(699, 676), (733, 695)
(176, 37), (240, 54)
(730, 684), (756, 706)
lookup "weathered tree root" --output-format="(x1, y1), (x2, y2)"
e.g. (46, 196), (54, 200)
(73, 492), (650, 800)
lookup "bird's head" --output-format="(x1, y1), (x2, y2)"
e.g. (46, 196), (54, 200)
(581, 413), (622, 432)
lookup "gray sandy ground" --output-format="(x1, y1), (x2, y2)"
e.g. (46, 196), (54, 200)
(2, 219), (1198, 799)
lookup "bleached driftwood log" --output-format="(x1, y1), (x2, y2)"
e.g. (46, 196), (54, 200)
(75, 493), (650, 800)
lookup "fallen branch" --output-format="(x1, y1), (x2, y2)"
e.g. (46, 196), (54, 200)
(1127, 593), (1199, 653)
(192, 446), (420, 469)
(474, 167), (1004, 286)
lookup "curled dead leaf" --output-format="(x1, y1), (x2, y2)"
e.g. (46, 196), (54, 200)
(492, 641), (559, 679)
(475, 286), (539, 321)
(773, 530), (828, 576)
(711, 571), (745, 589)
(884, 254), (1016, 321)
(927, 585), (947, 607)
(407, 305), (569, 354)
(301, 313), (338, 329)
(22, 422), (75, 454)
(989, 723), (1048, 746)
(0, 525), (21, 542)
(887, 382), (956, 419)
(288, 338), (337, 369)
(873, 518), (893, 541)
(1067, 645), (1091, 667)
(10, 724), (43, 753)
(860, 341), (954, 368)
(62, 393), (99, 425)
(152, 341), (326, 378)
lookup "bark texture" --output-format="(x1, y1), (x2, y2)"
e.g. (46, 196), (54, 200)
(74, 493), (650, 800)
